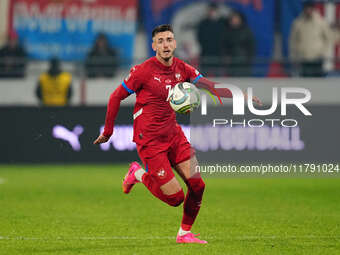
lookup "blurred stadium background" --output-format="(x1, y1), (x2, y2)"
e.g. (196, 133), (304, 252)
(0, 1), (340, 254)
(0, 0), (339, 163)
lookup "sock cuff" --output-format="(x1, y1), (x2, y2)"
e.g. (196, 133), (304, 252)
(186, 175), (204, 186)
(166, 189), (184, 199)
(181, 224), (192, 232)
(164, 189), (185, 207)
(135, 169), (145, 182)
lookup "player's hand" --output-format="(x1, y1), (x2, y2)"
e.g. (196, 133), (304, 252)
(251, 95), (263, 106)
(93, 134), (110, 144)
(243, 91), (263, 106)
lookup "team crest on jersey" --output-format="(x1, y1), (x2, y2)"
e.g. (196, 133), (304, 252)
(157, 169), (166, 179)
(175, 73), (181, 81)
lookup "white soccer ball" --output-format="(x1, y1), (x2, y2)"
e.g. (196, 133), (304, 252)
(169, 82), (201, 113)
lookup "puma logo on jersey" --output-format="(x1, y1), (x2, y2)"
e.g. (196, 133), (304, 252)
(154, 76), (161, 83)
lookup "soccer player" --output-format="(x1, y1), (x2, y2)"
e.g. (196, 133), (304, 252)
(93, 24), (261, 243)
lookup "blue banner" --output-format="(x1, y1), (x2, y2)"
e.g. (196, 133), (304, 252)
(11, 0), (137, 61)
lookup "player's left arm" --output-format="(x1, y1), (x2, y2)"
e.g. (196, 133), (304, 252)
(188, 66), (262, 106)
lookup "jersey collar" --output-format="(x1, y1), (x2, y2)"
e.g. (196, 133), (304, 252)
(152, 56), (177, 72)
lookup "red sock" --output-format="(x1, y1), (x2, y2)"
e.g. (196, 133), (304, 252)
(181, 177), (205, 231)
(142, 173), (184, 207)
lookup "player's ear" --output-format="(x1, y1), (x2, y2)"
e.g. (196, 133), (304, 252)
(174, 39), (177, 49)
(152, 40), (156, 52)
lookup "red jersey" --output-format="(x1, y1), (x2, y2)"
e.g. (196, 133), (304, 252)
(121, 57), (202, 146)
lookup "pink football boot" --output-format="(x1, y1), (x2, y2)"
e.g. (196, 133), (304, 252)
(176, 233), (208, 244)
(122, 162), (142, 194)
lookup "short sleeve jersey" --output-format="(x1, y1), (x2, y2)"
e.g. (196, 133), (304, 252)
(120, 56), (202, 146)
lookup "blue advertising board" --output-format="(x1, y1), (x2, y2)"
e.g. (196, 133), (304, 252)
(10, 0), (137, 61)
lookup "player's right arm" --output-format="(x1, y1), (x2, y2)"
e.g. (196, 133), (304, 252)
(93, 85), (129, 144)
(93, 66), (142, 144)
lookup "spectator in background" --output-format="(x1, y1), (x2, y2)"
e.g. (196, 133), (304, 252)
(221, 11), (255, 76)
(85, 33), (118, 78)
(36, 58), (73, 106)
(197, 3), (225, 76)
(289, 2), (332, 77)
(0, 31), (27, 78)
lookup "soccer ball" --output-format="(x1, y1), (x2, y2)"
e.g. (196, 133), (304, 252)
(169, 82), (201, 113)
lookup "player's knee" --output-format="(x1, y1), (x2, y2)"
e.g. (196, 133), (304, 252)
(187, 177), (205, 195)
(165, 189), (185, 207)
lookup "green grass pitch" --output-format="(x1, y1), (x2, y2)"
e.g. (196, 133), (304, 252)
(0, 164), (340, 255)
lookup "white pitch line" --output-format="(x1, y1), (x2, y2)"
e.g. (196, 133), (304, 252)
(0, 235), (340, 241)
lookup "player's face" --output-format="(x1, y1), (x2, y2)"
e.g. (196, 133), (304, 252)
(152, 31), (176, 62)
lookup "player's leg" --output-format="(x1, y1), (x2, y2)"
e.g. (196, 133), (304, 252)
(168, 130), (207, 243)
(142, 173), (184, 207)
(123, 149), (185, 207)
(175, 157), (206, 233)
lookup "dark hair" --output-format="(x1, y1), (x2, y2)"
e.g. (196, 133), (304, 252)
(48, 57), (61, 76)
(303, 1), (314, 9)
(208, 2), (218, 10)
(152, 24), (174, 38)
